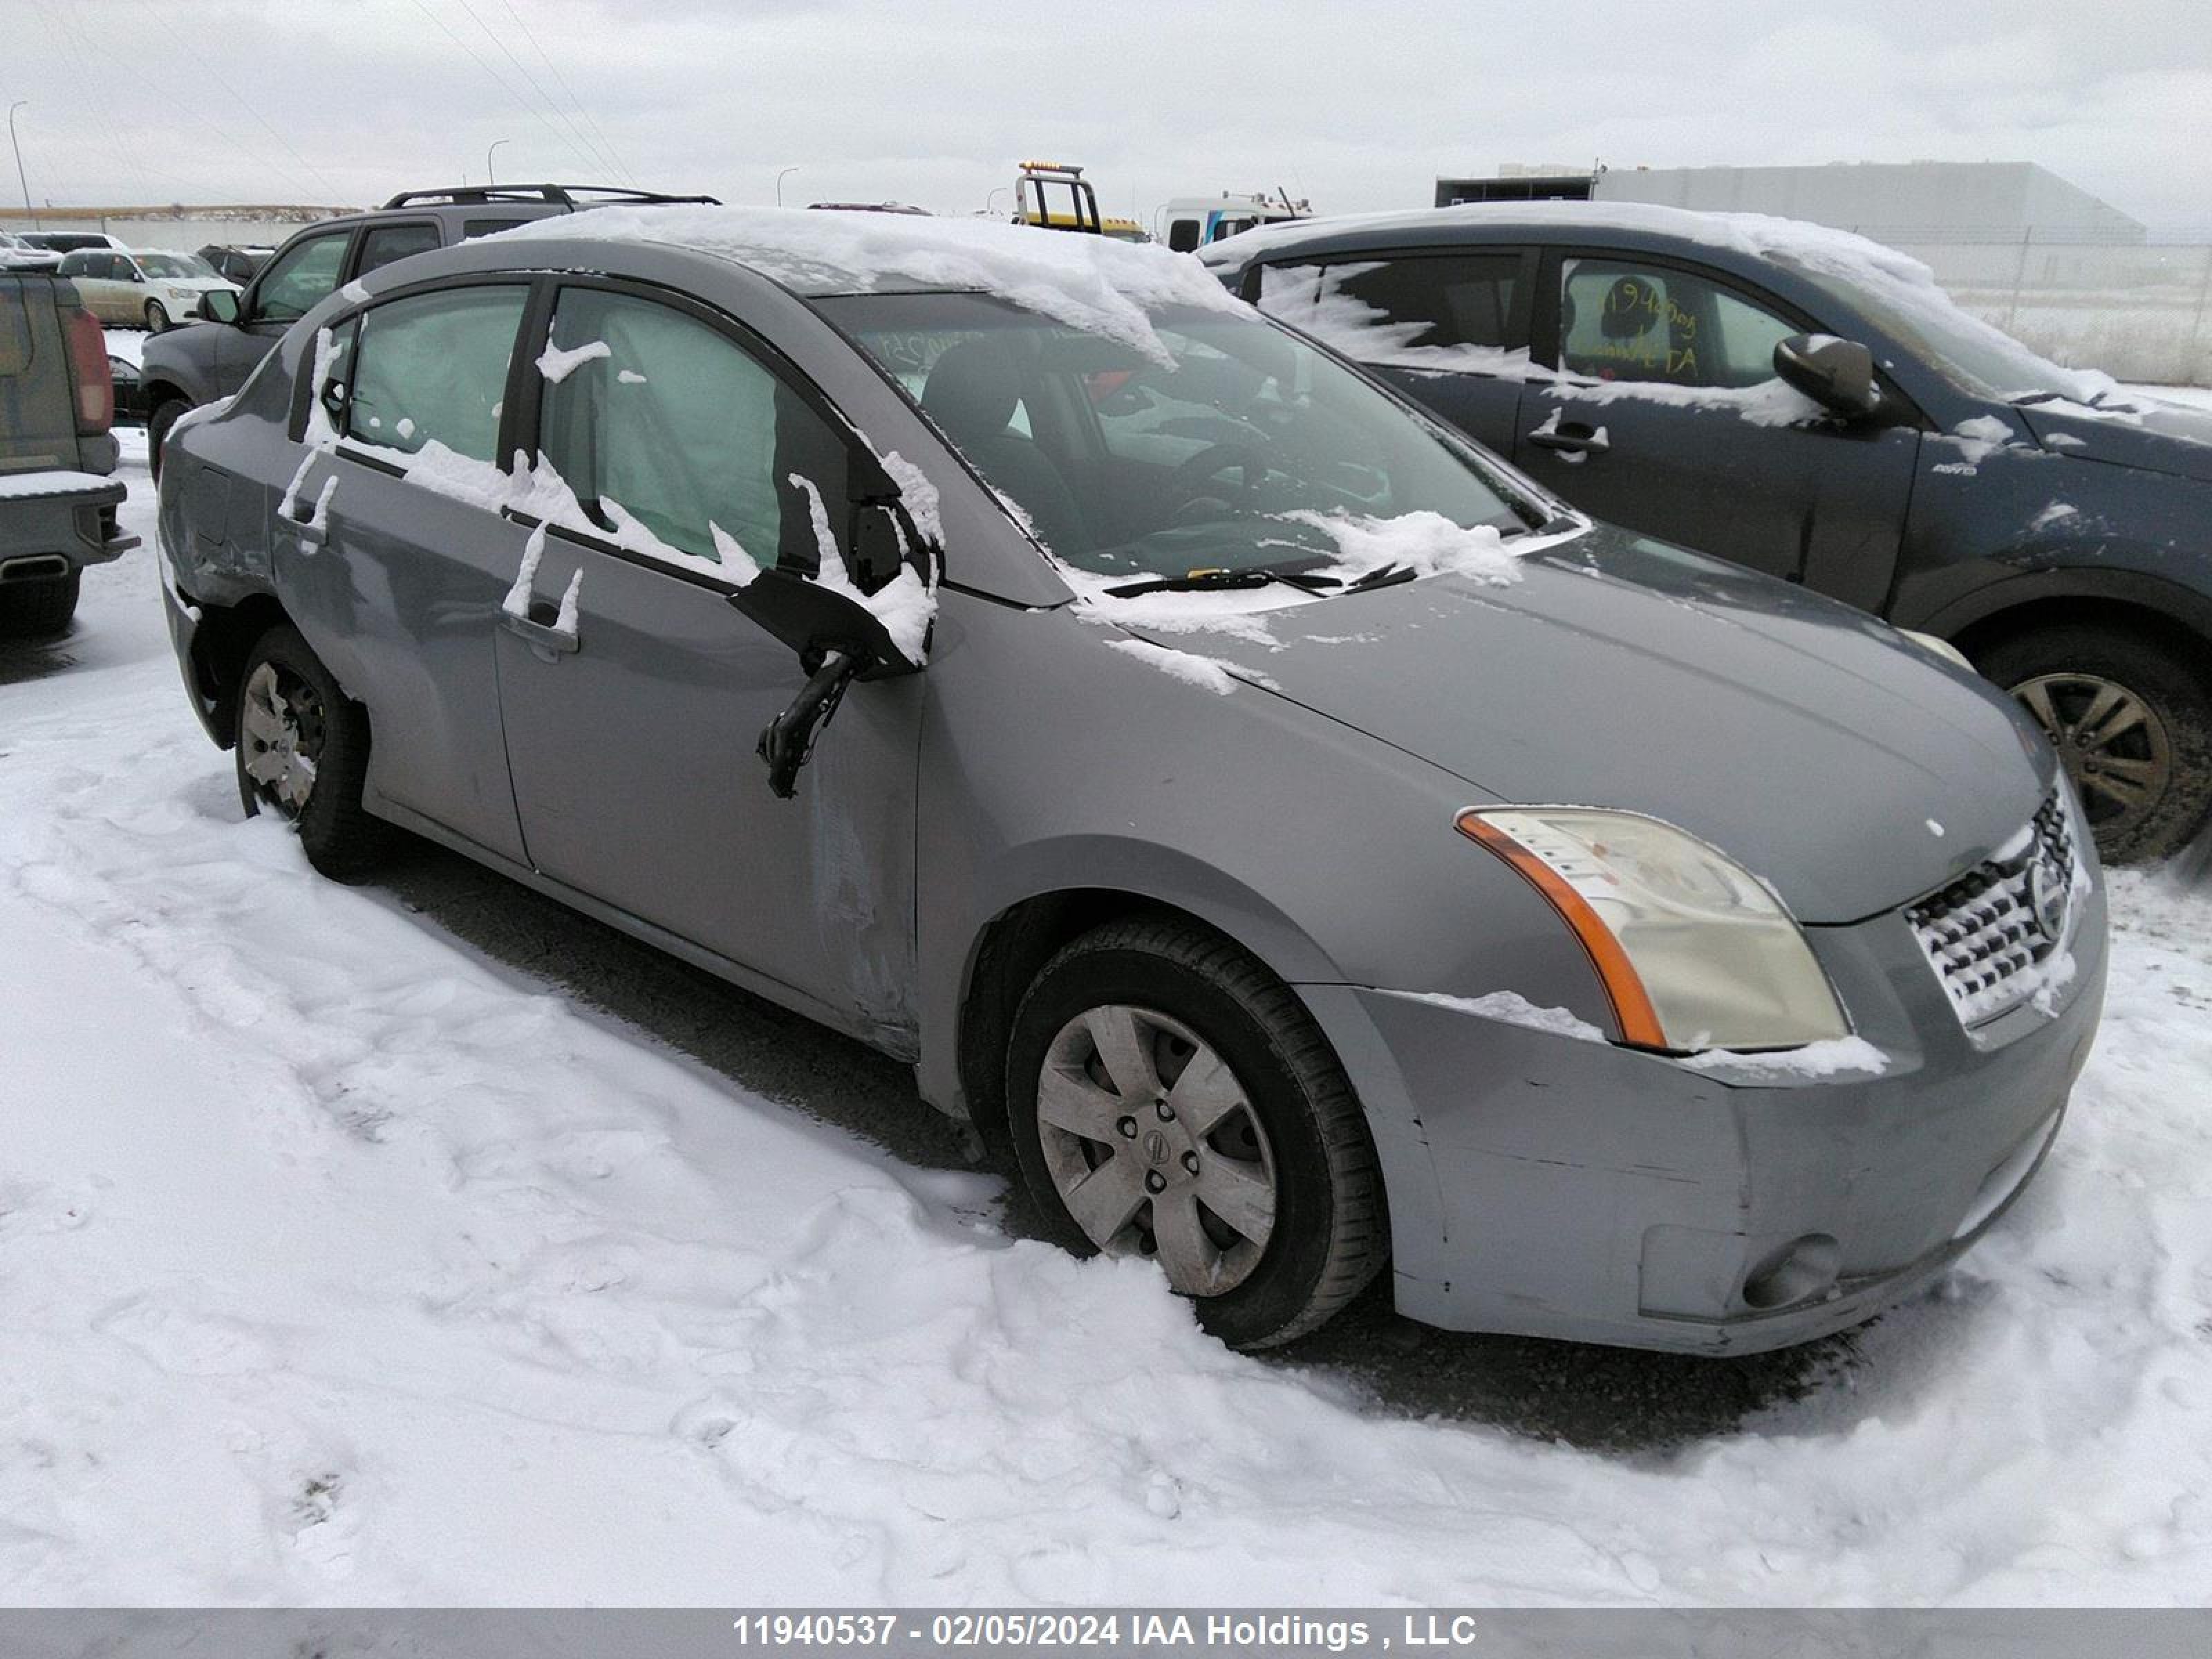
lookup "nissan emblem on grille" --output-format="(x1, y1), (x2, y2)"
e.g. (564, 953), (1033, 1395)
(1905, 792), (2078, 1027)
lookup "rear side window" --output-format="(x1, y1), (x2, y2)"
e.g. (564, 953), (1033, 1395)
(57, 252), (92, 278)
(1258, 254), (1524, 368)
(535, 286), (850, 573)
(462, 217), (532, 239)
(255, 233), (350, 324)
(355, 223), (440, 279)
(342, 285), (527, 462)
(1559, 256), (1798, 389)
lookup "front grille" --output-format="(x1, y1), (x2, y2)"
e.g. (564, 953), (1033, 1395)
(1905, 794), (2078, 1027)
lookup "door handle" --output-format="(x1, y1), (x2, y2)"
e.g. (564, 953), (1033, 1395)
(1526, 420), (1610, 456)
(500, 603), (579, 656)
(288, 517), (326, 550)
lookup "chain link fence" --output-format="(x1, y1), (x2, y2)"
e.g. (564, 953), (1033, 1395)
(1847, 227), (2212, 386)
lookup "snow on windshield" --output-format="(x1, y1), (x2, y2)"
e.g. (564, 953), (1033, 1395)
(493, 205), (1243, 367)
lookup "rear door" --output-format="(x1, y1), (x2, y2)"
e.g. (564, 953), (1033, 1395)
(491, 279), (924, 1040)
(1516, 248), (1922, 606)
(283, 279), (536, 863)
(1251, 247), (1535, 456)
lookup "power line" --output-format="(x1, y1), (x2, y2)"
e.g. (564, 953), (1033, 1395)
(407, 0), (601, 179)
(131, 0), (348, 201)
(494, 0), (641, 187)
(456, 0), (630, 187)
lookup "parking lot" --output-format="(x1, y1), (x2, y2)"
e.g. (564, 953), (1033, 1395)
(4, 403), (2211, 1603)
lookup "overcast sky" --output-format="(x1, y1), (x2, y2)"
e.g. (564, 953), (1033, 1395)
(8, 0), (2210, 234)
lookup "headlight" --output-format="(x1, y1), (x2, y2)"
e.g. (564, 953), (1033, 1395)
(1900, 628), (1974, 672)
(1456, 807), (1850, 1052)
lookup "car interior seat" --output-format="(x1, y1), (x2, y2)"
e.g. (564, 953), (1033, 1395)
(920, 341), (1087, 552)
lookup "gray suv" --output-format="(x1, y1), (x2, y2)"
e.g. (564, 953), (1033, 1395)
(138, 184), (715, 476)
(153, 209), (2106, 1353)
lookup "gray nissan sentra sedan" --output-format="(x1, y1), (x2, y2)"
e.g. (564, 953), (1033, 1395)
(153, 208), (2107, 1353)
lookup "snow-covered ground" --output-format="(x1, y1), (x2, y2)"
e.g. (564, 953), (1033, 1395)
(5, 435), (2212, 1609)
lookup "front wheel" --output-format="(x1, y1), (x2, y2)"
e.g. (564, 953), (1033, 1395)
(1006, 917), (1387, 1349)
(1979, 623), (2212, 863)
(144, 299), (171, 332)
(147, 397), (190, 484)
(234, 624), (395, 879)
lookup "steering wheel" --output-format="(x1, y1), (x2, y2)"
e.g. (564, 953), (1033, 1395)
(1167, 442), (1270, 512)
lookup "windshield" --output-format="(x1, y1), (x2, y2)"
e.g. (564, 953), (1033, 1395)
(138, 253), (216, 280)
(822, 292), (1535, 583)
(1783, 256), (2097, 404)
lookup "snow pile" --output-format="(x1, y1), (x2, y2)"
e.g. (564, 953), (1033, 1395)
(535, 338), (611, 384)
(1681, 1034), (1892, 1080)
(1280, 508), (1526, 586)
(1100, 636), (1271, 695)
(1950, 414), (2018, 464)
(9, 480), (2212, 1604)
(492, 205), (1244, 366)
(1379, 989), (1609, 1044)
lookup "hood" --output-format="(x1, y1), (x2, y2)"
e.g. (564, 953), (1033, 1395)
(1118, 527), (2054, 924)
(2019, 397), (2212, 483)
(154, 277), (237, 293)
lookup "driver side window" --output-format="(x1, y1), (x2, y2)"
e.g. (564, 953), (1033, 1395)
(254, 233), (350, 324)
(536, 287), (853, 577)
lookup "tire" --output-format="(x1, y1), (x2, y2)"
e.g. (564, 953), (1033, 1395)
(234, 623), (395, 879)
(1977, 623), (2212, 864)
(0, 570), (81, 639)
(147, 396), (190, 485)
(1005, 917), (1386, 1349)
(144, 300), (171, 332)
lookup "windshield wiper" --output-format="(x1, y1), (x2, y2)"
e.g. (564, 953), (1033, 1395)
(1103, 565), (1342, 597)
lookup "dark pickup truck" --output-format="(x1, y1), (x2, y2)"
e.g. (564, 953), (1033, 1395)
(1, 270), (135, 637)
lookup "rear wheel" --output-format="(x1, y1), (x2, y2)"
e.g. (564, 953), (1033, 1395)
(1005, 917), (1386, 1349)
(1978, 623), (2212, 863)
(0, 570), (81, 639)
(144, 299), (171, 332)
(234, 624), (395, 879)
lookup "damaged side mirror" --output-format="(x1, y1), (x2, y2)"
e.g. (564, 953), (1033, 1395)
(729, 501), (930, 798)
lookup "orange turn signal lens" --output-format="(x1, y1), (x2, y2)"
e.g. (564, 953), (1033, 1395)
(1455, 810), (1669, 1049)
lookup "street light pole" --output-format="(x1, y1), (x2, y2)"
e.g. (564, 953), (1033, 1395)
(7, 102), (35, 228)
(775, 166), (798, 207)
(486, 138), (511, 186)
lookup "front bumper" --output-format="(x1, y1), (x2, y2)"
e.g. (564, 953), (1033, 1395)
(0, 474), (138, 578)
(1299, 880), (2109, 1354)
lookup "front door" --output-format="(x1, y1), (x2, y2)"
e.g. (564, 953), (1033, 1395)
(223, 227), (353, 396)
(1516, 250), (1922, 611)
(491, 281), (924, 1044)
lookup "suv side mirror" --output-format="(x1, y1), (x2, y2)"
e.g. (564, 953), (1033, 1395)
(1774, 333), (1880, 420)
(198, 288), (242, 325)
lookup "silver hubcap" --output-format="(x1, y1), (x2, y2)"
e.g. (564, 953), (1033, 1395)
(2012, 672), (2171, 839)
(1037, 1004), (1277, 1297)
(240, 661), (324, 816)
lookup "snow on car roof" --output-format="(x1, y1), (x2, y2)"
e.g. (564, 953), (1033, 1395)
(492, 204), (1241, 363)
